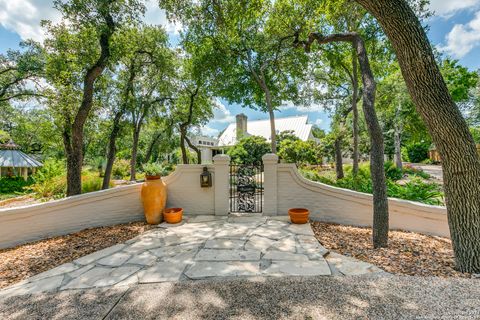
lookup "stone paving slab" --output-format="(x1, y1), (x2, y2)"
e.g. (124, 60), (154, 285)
(264, 260), (332, 276)
(137, 262), (186, 283)
(195, 249), (261, 261)
(204, 238), (246, 249)
(185, 261), (261, 279)
(0, 215), (385, 298)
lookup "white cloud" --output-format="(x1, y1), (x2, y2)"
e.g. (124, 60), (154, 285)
(0, 0), (61, 42)
(200, 125), (219, 137)
(0, 0), (179, 43)
(440, 11), (480, 58)
(279, 101), (327, 113)
(314, 118), (323, 127)
(429, 0), (480, 17)
(143, 0), (181, 34)
(210, 99), (235, 123)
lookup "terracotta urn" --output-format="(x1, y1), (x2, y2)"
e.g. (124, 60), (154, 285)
(288, 208), (310, 224)
(164, 208), (183, 224)
(141, 175), (167, 224)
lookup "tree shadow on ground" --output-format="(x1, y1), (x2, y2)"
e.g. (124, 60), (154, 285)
(1, 275), (479, 320)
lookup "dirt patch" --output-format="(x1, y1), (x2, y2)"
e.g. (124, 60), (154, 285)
(311, 221), (471, 278)
(0, 222), (153, 289)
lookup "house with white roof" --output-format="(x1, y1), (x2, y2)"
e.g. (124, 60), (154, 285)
(194, 113), (316, 163)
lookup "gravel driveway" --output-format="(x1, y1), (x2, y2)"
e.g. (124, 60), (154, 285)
(1, 275), (478, 319)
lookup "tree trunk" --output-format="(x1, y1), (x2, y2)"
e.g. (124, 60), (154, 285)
(144, 132), (162, 164)
(295, 31), (389, 248)
(352, 52), (360, 176)
(102, 110), (124, 189)
(65, 11), (114, 196)
(251, 70), (277, 153)
(394, 103), (403, 170)
(334, 137), (344, 179)
(180, 128), (188, 164)
(130, 127), (140, 181)
(356, 0), (480, 272)
(185, 135), (202, 164)
(265, 91), (277, 154)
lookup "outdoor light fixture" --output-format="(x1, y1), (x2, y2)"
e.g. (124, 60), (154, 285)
(200, 167), (212, 187)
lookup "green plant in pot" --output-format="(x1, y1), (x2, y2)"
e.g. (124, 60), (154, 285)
(143, 163), (169, 180)
(141, 163), (169, 224)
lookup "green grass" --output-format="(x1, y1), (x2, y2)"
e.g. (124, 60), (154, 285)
(0, 193), (23, 201)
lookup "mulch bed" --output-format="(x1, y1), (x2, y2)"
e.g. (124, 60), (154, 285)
(311, 221), (472, 278)
(0, 222), (153, 289)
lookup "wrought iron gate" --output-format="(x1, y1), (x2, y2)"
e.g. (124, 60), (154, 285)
(229, 162), (263, 213)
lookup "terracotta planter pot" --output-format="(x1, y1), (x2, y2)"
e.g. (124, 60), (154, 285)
(141, 175), (167, 224)
(164, 208), (183, 224)
(288, 208), (310, 224)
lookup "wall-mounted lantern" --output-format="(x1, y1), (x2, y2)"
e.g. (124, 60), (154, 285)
(200, 167), (212, 188)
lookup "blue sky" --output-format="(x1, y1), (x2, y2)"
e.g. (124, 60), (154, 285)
(1, 0), (480, 137)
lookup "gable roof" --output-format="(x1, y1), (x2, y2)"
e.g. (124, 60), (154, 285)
(217, 115), (312, 147)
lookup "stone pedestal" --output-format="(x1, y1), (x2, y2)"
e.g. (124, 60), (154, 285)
(213, 154), (230, 215)
(262, 153), (278, 216)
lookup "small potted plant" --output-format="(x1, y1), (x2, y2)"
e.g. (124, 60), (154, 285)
(288, 208), (310, 224)
(141, 163), (169, 224)
(164, 207), (183, 224)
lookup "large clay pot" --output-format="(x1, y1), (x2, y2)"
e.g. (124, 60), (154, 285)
(141, 175), (167, 224)
(288, 208), (310, 224)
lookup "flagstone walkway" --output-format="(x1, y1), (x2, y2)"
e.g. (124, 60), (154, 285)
(0, 214), (384, 297)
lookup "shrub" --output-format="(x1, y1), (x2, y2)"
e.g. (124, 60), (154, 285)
(402, 164), (431, 179)
(387, 178), (443, 205)
(384, 160), (403, 181)
(405, 142), (430, 163)
(227, 136), (271, 164)
(29, 175), (66, 199)
(300, 162), (443, 205)
(112, 159), (130, 179)
(142, 163), (170, 177)
(278, 139), (323, 165)
(82, 172), (110, 193)
(0, 176), (34, 194)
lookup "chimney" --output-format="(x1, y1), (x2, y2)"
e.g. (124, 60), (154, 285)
(236, 113), (247, 141)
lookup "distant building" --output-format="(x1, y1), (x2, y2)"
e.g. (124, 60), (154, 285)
(193, 113), (317, 163)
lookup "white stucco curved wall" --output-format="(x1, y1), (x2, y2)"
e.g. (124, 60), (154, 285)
(0, 164), (216, 249)
(275, 164), (449, 238)
(0, 157), (450, 249)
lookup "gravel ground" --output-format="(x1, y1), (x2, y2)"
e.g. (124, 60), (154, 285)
(0, 222), (153, 289)
(311, 221), (471, 278)
(0, 275), (479, 319)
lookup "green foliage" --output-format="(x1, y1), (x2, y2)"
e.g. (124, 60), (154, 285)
(0, 130), (10, 144)
(29, 161), (110, 199)
(0, 176), (34, 194)
(387, 178), (443, 206)
(142, 163), (169, 177)
(384, 160), (403, 181)
(82, 171), (111, 193)
(278, 139), (323, 165)
(112, 159), (130, 179)
(402, 164), (431, 179)
(404, 142), (430, 163)
(227, 136), (271, 164)
(300, 162), (442, 205)
(440, 59), (478, 103)
(470, 127), (480, 143)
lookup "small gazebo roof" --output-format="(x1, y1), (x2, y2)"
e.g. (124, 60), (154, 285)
(0, 140), (43, 168)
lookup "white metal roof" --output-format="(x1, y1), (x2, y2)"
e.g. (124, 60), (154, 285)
(217, 115), (313, 147)
(0, 149), (43, 168)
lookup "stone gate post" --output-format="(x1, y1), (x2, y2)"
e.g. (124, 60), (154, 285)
(213, 154), (230, 215)
(262, 153), (278, 216)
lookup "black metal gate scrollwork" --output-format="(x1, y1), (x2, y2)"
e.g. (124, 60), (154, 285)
(229, 162), (263, 213)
